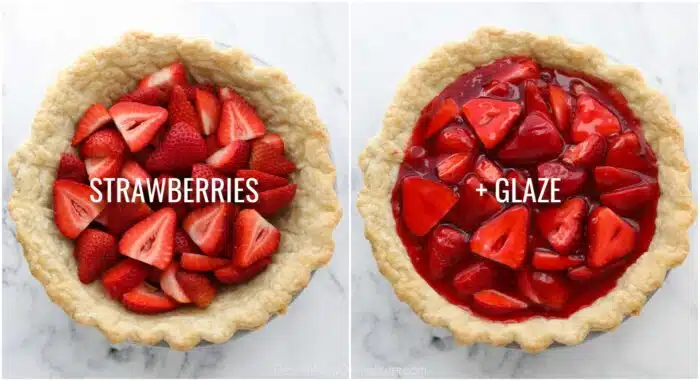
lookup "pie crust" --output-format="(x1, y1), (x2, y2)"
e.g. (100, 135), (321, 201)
(357, 27), (695, 352)
(8, 31), (342, 350)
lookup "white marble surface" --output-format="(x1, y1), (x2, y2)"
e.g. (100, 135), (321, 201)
(351, 3), (698, 378)
(2, 2), (349, 378)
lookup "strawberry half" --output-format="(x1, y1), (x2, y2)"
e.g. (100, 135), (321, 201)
(80, 128), (126, 158)
(562, 133), (606, 168)
(160, 262), (191, 303)
(605, 131), (655, 173)
(122, 283), (179, 314)
(119, 160), (151, 186)
(84, 156), (124, 182)
(206, 140), (251, 175)
(215, 257), (272, 285)
(593, 166), (644, 193)
(53, 180), (106, 239)
(568, 259), (626, 281)
(256, 184), (298, 216)
(587, 206), (637, 267)
(56, 153), (88, 183)
(249, 139), (296, 176)
(497, 111), (564, 165)
(470, 205), (529, 269)
(102, 258), (151, 299)
(74, 229), (119, 284)
(424, 98), (459, 139)
(452, 261), (498, 297)
(436, 153), (472, 184)
(236, 169), (289, 192)
(137, 62), (188, 92)
(233, 209), (280, 267)
(183, 203), (231, 256)
(462, 98), (522, 149)
(491, 57), (539, 84)
(532, 249), (584, 271)
(218, 97), (266, 145)
(536, 162), (586, 199)
(119, 207), (177, 270)
(118, 87), (168, 106)
(72, 104), (113, 146)
(474, 155), (503, 187)
(401, 176), (458, 237)
(176, 271), (216, 308)
(257, 133), (285, 154)
(536, 197), (587, 256)
(448, 175), (502, 232)
(195, 88), (221, 135)
(181, 252), (230, 272)
(168, 85), (202, 133)
(434, 125), (478, 155)
(174, 228), (199, 253)
(523, 79), (550, 116)
(426, 225), (469, 280)
(548, 85), (573, 132)
(145, 122), (208, 173)
(517, 269), (570, 310)
(473, 289), (529, 314)
(600, 183), (658, 215)
(110, 102), (168, 153)
(482, 80), (511, 98)
(102, 196), (153, 235)
(571, 94), (621, 142)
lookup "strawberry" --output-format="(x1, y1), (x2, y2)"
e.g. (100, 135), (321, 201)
(102, 197), (153, 235)
(119, 207), (177, 270)
(568, 259), (626, 281)
(233, 209), (280, 267)
(426, 225), (469, 280)
(517, 269), (570, 310)
(404, 145), (428, 169)
(191, 163), (228, 205)
(175, 271), (216, 308)
(593, 166), (643, 192)
(183, 203), (231, 256)
(118, 87), (168, 106)
(249, 140), (296, 176)
(72, 104), (113, 146)
(562, 133), (606, 167)
(424, 98), (459, 139)
(160, 262), (191, 303)
(146, 267), (163, 285)
(497, 111), (564, 165)
(470, 205), (529, 269)
(447, 175), (502, 232)
(401, 176), (458, 237)
(133, 145), (154, 168)
(84, 156), (124, 182)
(207, 140), (251, 175)
(119, 160), (151, 186)
(536, 198), (587, 255)
(74, 229), (119, 284)
(53, 180), (106, 239)
(186, 83), (217, 102)
(548, 85), (573, 131)
(462, 98), (522, 149)
(571, 94), (621, 142)
(205, 134), (222, 157)
(474, 155), (503, 187)
(587, 206), (637, 267)
(523, 79), (550, 116)
(605, 131), (655, 172)
(436, 153), (472, 184)
(181, 252), (230, 272)
(452, 261), (498, 296)
(218, 97), (266, 145)
(145, 122), (208, 173)
(218, 87), (245, 102)
(482, 80), (511, 97)
(110, 102), (168, 152)
(600, 183), (658, 215)
(137, 62), (188, 91)
(491, 57), (539, 84)
(215, 257), (272, 285)
(195, 88), (221, 135)
(505, 169), (530, 204)
(532, 249), (585, 271)
(174, 228), (199, 253)
(168, 85), (202, 133)
(236, 169), (288, 192)
(122, 283), (179, 314)
(102, 258), (151, 299)
(56, 153), (88, 183)
(257, 133), (285, 154)
(255, 184), (298, 216)
(80, 128), (126, 158)
(473, 289), (529, 313)
(434, 125), (478, 155)
(536, 162), (586, 199)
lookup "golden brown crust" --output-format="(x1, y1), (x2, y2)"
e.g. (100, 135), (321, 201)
(8, 31), (341, 350)
(357, 27), (695, 353)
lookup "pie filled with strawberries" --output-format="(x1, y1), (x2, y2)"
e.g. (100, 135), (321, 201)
(358, 28), (694, 352)
(8, 32), (340, 350)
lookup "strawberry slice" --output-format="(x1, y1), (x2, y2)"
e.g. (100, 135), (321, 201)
(593, 166), (643, 192)
(119, 207), (176, 270)
(80, 128), (127, 158)
(195, 88), (221, 135)
(72, 104), (112, 146)
(175, 271), (216, 308)
(205, 134), (222, 157)
(424, 98), (459, 138)
(562, 133), (606, 167)
(474, 155), (503, 187)
(492, 58), (539, 84)
(532, 249), (585, 271)
(605, 131), (655, 172)
(600, 183), (658, 215)
(571, 94), (621, 142)
(122, 283), (179, 314)
(145, 122), (208, 173)
(160, 262), (191, 303)
(110, 102), (168, 152)
(536, 162), (586, 199)
(401, 176), (458, 237)
(236, 169), (289, 192)
(462, 98), (522, 149)
(56, 153), (88, 183)
(257, 133), (285, 154)
(233, 209), (281, 267)
(256, 184), (298, 216)
(448, 175), (502, 232)
(482, 80), (511, 97)
(548, 85), (573, 131)
(174, 228), (199, 253)
(215, 257), (272, 285)
(84, 156), (124, 182)
(523, 79), (550, 116)
(497, 111), (564, 165)
(249, 139), (296, 176)
(218, 97), (266, 145)
(118, 87), (167, 106)
(102, 196), (153, 235)
(181, 252), (230, 272)
(587, 206), (637, 267)
(137, 62), (188, 91)
(53, 180), (106, 239)
(426, 225), (469, 280)
(74, 229), (119, 284)
(436, 153), (472, 184)
(470, 205), (529, 269)
(183, 203), (231, 256)
(452, 261), (497, 296)
(206, 140), (251, 175)
(119, 160), (151, 186)
(536, 198), (587, 255)
(168, 85), (201, 133)
(568, 259), (626, 281)
(146, 267), (163, 285)
(186, 83), (217, 102)
(101, 258), (151, 299)
(434, 125), (478, 155)
(473, 289), (529, 313)
(517, 269), (570, 310)
(191, 163), (228, 206)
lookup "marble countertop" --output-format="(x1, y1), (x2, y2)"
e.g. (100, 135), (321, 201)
(2, 2), (349, 378)
(350, 3), (698, 378)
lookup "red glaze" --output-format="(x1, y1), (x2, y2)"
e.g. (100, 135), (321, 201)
(391, 57), (659, 322)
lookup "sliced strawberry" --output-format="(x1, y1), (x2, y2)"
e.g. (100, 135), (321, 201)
(56, 153), (88, 183)
(176, 270), (216, 308)
(470, 205), (529, 269)
(102, 258), (151, 299)
(536, 198), (587, 255)
(181, 252), (230, 272)
(191, 163), (228, 205)
(568, 259), (626, 281)
(482, 80), (512, 98)
(474, 155), (503, 187)
(122, 283), (179, 314)
(185, 83), (217, 102)
(448, 175), (502, 232)
(536, 162), (586, 199)
(473, 289), (529, 313)
(255, 184), (297, 216)
(426, 225), (469, 280)
(72, 104), (113, 146)
(119, 207), (176, 270)
(401, 176), (458, 237)
(462, 98), (522, 149)
(218, 97), (266, 145)
(118, 87), (168, 106)
(593, 166), (643, 192)
(587, 206), (637, 267)
(183, 203), (230, 256)
(532, 249), (584, 271)
(195, 88), (221, 136)
(146, 267), (163, 285)
(168, 85), (201, 133)
(605, 131), (655, 172)
(548, 85), (573, 132)
(160, 262), (191, 303)
(119, 160), (151, 186)
(236, 169), (289, 192)
(207, 140), (251, 175)
(436, 153), (472, 184)
(74, 229), (118, 284)
(145, 122), (208, 173)
(205, 134), (222, 157)
(53, 180), (106, 239)
(600, 183), (658, 215)
(233, 209), (280, 267)
(110, 102), (168, 153)
(102, 197), (153, 235)
(492, 58), (539, 84)
(249, 139), (296, 176)
(218, 87), (245, 102)
(257, 133), (285, 154)
(523, 79), (550, 116)
(80, 128), (126, 158)
(174, 228), (199, 253)
(425, 98), (459, 138)
(452, 261), (498, 296)
(571, 94), (621, 142)
(517, 269), (570, 310)
(215, 257), (272, 285)
(497, 111), (564, 165)
(562, 133), (606, 167)
(434, 124), (479, 155)
(137, 62), (188, 91)
(504, 169), (531, 204)
(84, 156), (124, 181)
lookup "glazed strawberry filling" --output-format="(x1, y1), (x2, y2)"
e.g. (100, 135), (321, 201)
(391, 56), (659, 321)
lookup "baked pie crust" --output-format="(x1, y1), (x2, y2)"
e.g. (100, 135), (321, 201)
(357, 27), (695, 352)
(8, 31), (341, 350)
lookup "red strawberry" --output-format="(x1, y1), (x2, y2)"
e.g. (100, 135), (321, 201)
(137, 62), (188, 91)
(474, 155), (503, 187)
(517, 269), (570, 310)
(593, 166), (644, 192)
(218, 87), (245, 102)
(548, 85), (573, 131)
(605, 132), (655, 172)
(562, 133), (606, 167)
(191, 163), (228, 205)
(207, 140), (251, 175)
(600, 183), (658, 215)
(110, 102), (168, 152)
(424, 98), (459, 138)
(536, 162), (586, 199)
(218, 97), (266, 145)
(119, 160), (151, 186)
(195, 88), (221, 135)
(160, 262), (191, 303)
(482, 80), (512, 97)
(181, 252), (230, 272)
(53, 180), (106, 239)
(119, 208), (176, 270)
(470, 205), (529, 269)
(205, 134), (222, 157)
(257, 133), (285, 154)
(215, 257), (272, 285)
(426, 225), (469, 280)
(249, 140), (296, 176)
(255, 184), (297, 216)
(401, 176), (458, 237)
(176, 271), (216, 308)
(491, 57), (539, 84)
(145, 122), (208, 173)
(504, 169), (530, 204)
(497, 111), (564, 165)
(436, 153), (472, 184)
(72, 104), (112, 146)
(56, 153), (88, 183)
(536, 198), (587, 255)
(236, 169), (289, 192)
(452, 261), (498, 296)
(186, 83), (217, 102)
(434, 125), (478, 155)
(532, 249), (585, 271)
(80, 128), (126, 158)
(571, 94), (621, 142)
(404, 145), (428, 169)
(118, 87), (168, 106)
(133, 145), (154, 168)
(174, 228), (199, 253)
(523, 79), (550, 116)
(183, 203), (230, 256)
(168, 85), (202, 133)
(102, 197), (153, 235)
(84, 156), (124, 182)
(146, 267), (163, 285)
(568, 259), (626, 281)
(587, 206), (637, 267)
(473, 289), (529, 313)
(448, 175), (502, 232)
(102, 258), (151, 299)
(462, 98), (522, 149)
(122, 283), (179, 314)
(74, 229), (119, 283)
(233, 209), (280, 267)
